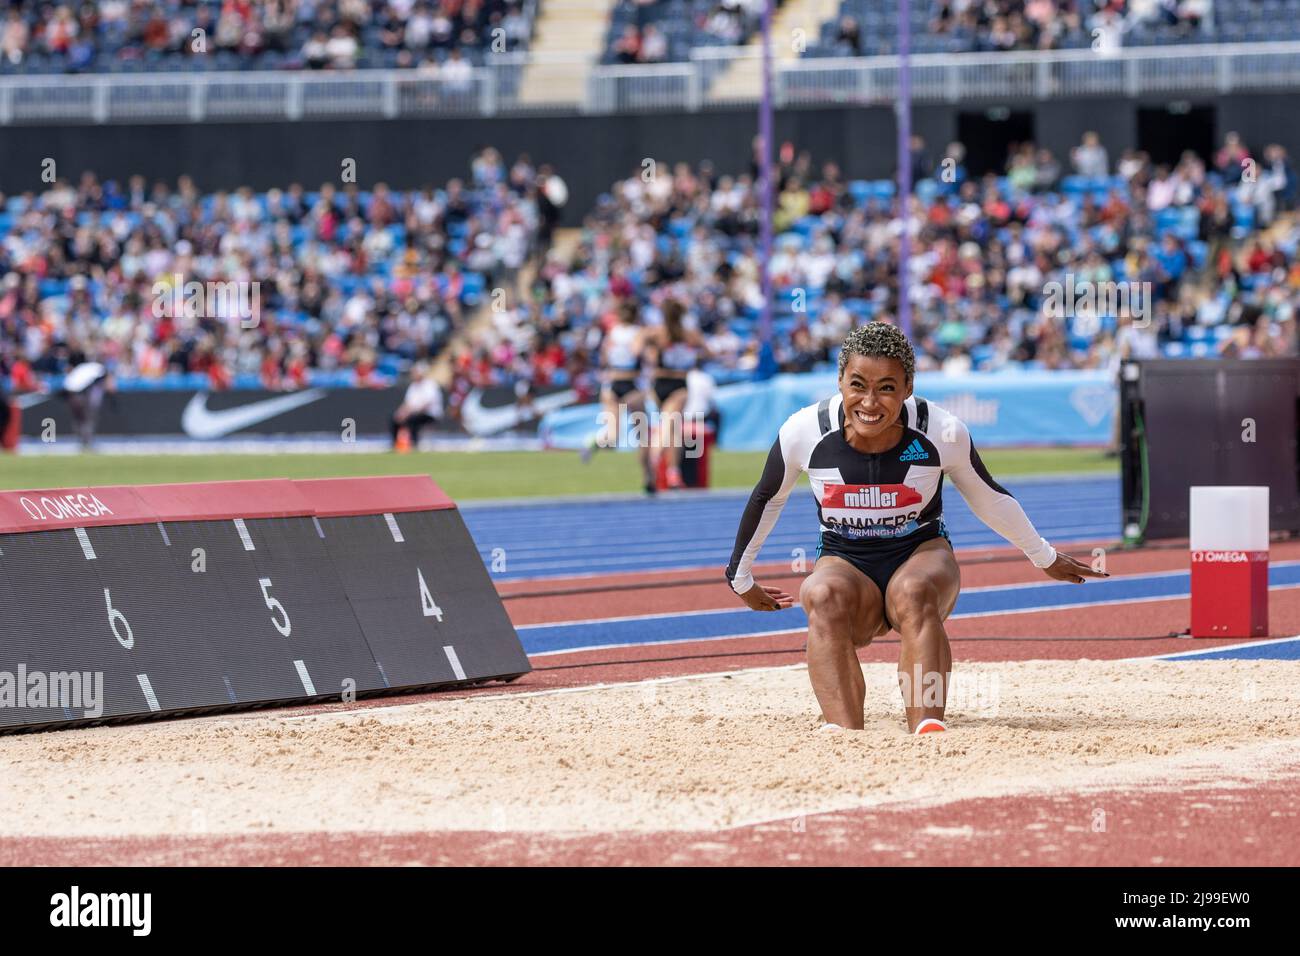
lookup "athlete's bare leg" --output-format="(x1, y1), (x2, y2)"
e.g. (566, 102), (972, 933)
(657, 386), (688, 480)
(800, 556), (888, 729)
(599, 385), (655, 487)
(624, 389), (655, 488)
(884, 537), (961, 733)
(596, 387), (622, 450)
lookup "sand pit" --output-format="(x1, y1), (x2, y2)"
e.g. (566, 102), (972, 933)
(1, 658), (1298, 838)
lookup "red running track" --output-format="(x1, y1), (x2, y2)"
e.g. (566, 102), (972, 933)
(7, 771), (1295, 866)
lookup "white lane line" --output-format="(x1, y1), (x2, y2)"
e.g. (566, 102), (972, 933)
(293, 660), (317, 696)
(157, 522), (171, 546)
(951, 581), (1300, 622)
(1125, 634), (1300, 662)
(136, 674), (161, 712)
(74, 527), (96, 560)
(234, 518), (255, 551)
(443, 645), (467, 680)
(528, 628), (811, 658)
(384, 513), (404, 543)
(520, 604), (746, 631)
(312, 516), (325, 539)
(519, 569), (1300, 631)
(526, 587), (1300, 659)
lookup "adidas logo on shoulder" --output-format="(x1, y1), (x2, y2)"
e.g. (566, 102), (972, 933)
(899, 439), (930, 462)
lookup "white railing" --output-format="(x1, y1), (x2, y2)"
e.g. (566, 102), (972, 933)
(0, 41), (1297, 123)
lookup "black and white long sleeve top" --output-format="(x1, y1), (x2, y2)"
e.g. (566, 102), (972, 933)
(724, 394), (1057, 594)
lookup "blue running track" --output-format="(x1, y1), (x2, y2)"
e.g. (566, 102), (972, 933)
(461, 474), (1119, 582)
(515, 563), (1300, 655)
(460, 474), (1300, 662)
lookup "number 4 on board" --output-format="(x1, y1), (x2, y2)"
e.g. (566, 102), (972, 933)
(418, 568), (443, 622)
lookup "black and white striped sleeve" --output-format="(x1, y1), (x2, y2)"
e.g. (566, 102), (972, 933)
(724, 416), (806, 594)
(944, 418), (1056, 568)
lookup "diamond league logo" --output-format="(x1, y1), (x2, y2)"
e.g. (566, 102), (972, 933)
(1069, 384), (1114, 428)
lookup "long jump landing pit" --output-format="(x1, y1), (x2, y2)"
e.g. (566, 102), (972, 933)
(1, 657), (1298, 866)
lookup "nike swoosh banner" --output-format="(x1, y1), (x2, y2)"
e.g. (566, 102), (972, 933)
(16, 384), (576, 439)
(0, 476), (530, 732)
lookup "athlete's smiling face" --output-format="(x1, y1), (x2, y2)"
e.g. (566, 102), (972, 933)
(838, 354), (913, 450)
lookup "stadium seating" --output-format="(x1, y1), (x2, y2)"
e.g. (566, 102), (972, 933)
(600, 0), (776, 65)
(530, 133), (1296, 391)
(0, 1), (1282, 77)
(0, 0), (536, 75)
(601, 0), (1264, 65)
(0, 150), (543, 390)
(808, 0), (1224, 58)
(2, 135), (1295, 411)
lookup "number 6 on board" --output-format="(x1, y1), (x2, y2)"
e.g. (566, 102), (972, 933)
(105, 588), (134, 650)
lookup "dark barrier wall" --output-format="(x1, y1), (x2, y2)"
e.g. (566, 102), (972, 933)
(1120, 359), (1300, 542)
(19, 386), (406, 440)
(16, 382), (564, 438)
(0, 476), (530, 732)
(1, 93), (1293, 225)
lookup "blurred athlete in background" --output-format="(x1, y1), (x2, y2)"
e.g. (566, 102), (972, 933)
(645, 297), (705, 489)
(583, 299), (656, 494)
(61, 350), (113, 451)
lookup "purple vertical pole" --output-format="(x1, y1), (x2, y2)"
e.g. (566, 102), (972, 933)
(758, 0), (774, 345)
(896, 0), (912, 337)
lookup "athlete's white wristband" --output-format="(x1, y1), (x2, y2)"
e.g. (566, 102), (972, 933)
(1025, 539), (1057, 569)
(729, 572), (755, 595)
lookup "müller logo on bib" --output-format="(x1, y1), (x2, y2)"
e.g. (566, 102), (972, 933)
(821, 484), (923, 510)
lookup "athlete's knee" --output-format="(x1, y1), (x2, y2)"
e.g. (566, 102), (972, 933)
(889, 576), (943, 626)
(800, 576), (856, 622)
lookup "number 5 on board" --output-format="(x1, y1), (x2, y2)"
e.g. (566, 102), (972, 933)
(259, 577), (292, 637)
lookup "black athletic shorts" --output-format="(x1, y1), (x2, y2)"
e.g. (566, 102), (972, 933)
(606, 379), (639, 400)
(815, 521), (950, 606)
(653, 376), (688, 405)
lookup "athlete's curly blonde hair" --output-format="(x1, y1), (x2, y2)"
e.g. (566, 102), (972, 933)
(838, 322), (916, 382)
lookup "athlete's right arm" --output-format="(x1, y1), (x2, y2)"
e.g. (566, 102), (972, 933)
(724, 417), (805, 604)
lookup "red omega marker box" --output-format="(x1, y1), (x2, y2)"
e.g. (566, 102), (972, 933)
(1189, 486), (1269, 639)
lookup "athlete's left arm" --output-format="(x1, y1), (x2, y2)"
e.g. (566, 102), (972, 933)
(943, 421), (1107, 584)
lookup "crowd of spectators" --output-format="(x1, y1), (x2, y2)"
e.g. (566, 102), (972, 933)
(0, 148), (563, 397)
(483, 129), (1296, 410)
(3, 132), (1296, 421)
(0, 0), (533, 74)
(926, 0), (1213, 54)
(605, 0), (766, 65)
(604, 0), (1223, 64)
(0, 0), (1237, 77)
(604, 0), (1223, 63)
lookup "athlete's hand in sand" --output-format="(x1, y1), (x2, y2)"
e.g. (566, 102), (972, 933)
(1042, 551), (1109, 584)
(737, 582), (794, 611)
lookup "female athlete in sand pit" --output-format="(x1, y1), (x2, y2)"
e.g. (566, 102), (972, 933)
(724, 323), (1106, 734)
